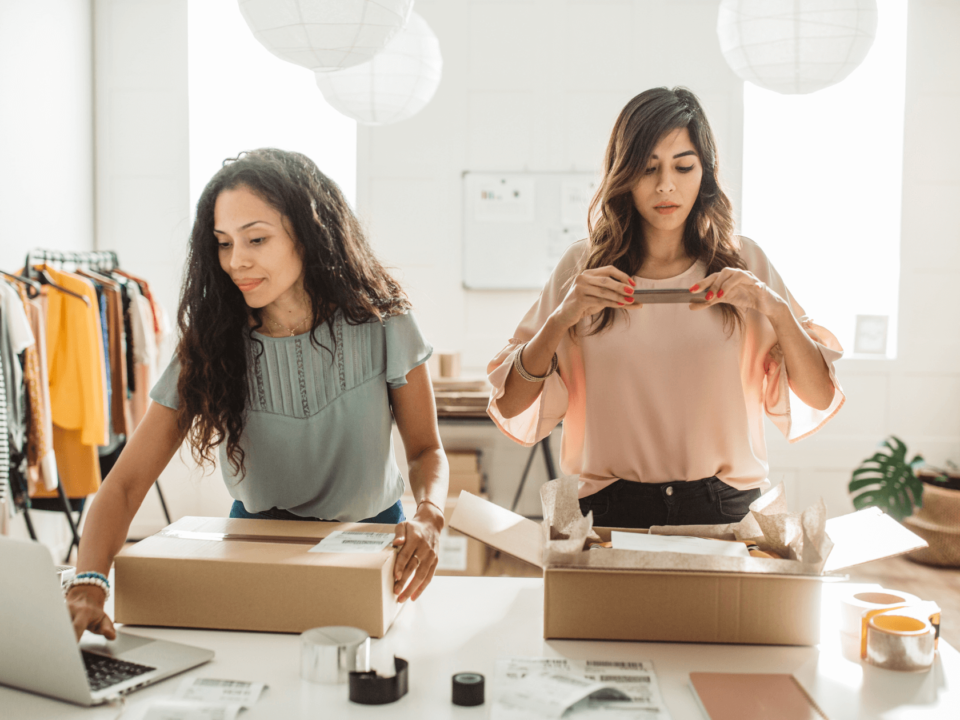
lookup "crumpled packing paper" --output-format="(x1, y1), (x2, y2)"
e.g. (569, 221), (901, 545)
(538, 477), (834, 576)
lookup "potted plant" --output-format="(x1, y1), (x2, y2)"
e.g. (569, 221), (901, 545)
(849, 436), (960, 567)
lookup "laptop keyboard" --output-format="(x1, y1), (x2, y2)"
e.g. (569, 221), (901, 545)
(82, 651), (156, 692)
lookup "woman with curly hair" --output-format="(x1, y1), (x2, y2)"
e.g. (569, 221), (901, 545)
(490, 87), (845, 529)
(67, 148), (447, 640)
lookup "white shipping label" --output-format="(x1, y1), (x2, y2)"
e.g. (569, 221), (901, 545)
(309, 531), (394, 554)
(142, 700), (243, 720)
(174, 678), (265, 706)
(437, 532), (469, 572)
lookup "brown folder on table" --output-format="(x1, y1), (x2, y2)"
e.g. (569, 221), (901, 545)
(689, 673), (828, 720)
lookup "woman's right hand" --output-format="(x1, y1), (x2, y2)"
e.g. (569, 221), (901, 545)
(67, 585), (116, 641)
(550, 265), (640, 330)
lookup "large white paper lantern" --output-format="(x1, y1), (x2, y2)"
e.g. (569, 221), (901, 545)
(717, 0), (878, 94)
(238, 0), (414, 71)
(314, 12), (442, 126)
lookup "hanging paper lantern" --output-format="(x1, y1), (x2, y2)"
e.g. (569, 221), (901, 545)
(238, 0), (414, 71)
(717, 0), (878, 95)
(314, 12), (442, 126)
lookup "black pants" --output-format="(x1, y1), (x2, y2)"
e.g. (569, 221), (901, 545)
(578, 477), (760, 529)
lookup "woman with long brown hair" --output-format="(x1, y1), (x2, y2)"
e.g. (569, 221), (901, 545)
(489, 87), (844, 528)
(66, 149), (448, 640)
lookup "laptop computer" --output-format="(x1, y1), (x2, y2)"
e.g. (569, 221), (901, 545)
(0, 536), (214, 706)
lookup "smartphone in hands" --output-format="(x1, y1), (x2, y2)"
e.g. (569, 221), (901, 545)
(632, 288), (708, 304)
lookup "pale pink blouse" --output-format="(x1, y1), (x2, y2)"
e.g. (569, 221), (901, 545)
(487, 237), (845, 498)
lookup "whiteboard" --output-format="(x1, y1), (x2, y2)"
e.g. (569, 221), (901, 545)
(462, 172), (598, 290)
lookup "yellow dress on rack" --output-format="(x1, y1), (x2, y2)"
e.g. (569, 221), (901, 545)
(31, 266), (108, 499)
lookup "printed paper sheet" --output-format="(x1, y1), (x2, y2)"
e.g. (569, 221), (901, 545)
(492, 657), (672, 719)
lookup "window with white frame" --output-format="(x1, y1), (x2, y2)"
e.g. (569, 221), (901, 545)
(740, 0), (907, 358)
(187, 0), (357, 212)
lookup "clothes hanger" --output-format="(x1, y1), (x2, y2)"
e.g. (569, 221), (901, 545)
(22, 252), (91, 307)
(0, 270), (42, 299)
(75, 262), (117, 286)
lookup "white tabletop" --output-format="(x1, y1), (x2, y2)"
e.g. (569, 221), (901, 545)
(2, 577), (957, 719)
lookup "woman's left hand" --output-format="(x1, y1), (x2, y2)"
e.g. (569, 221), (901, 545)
(689, 267), (784, 317)
(392, 503), (444, 602)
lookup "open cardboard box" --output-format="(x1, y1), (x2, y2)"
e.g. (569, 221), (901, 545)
(115, 516), (402, 637)
(449, 480), (928, 646)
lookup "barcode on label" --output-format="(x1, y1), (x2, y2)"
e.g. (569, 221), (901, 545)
(587, 661), (646, 669)
(196, 679), (251, 687)
(342, 539), (387, 545)
(599, 675), (650, 683)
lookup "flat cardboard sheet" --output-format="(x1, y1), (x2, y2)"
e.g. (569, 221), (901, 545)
(822, 506), (929, 573)
(448, 492), (543, 568)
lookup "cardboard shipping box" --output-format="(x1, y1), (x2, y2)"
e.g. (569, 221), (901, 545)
(400, 494), (489, 577)
(450, 480), (928, 646)
(447, 450), (479, 474)
(115, 516), (402, 637)
(446, 450), (484, 497)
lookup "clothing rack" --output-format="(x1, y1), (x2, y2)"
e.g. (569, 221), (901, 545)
(5, 248), (172, 561)
(25, 248), (120, 273)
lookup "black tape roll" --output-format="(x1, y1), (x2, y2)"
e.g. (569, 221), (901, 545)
(452, 672), (485, 706)
(349, 657), (409, 705)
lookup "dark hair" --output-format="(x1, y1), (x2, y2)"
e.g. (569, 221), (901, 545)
(582, 86), (744, 335)
(174, 148), (410, 477)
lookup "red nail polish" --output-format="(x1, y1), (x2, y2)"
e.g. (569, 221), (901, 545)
(626, 297), (634, 303)
(625, 286), (634, 294)
(705, 291), (714, 301)
(629, 279), (636, 287)
(717, 289), (724, 298)
(690, 284), (700, 292)
(617, 302), (625, 306)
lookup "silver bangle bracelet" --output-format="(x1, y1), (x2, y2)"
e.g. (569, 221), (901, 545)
(514, 342), (558, 383)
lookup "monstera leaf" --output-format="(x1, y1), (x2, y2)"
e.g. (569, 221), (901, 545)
(849, 436), (925, 522)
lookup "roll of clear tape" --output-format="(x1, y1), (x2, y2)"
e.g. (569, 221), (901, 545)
(839, 589), (920, 657)
(866, 612), (936, 672)
(300, 626), (371, 685)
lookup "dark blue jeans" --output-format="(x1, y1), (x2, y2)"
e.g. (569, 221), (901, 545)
(578, 477), (760, 529)
(229, 499), (406, 524)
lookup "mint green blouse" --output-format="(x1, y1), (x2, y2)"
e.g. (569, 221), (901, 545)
(150, 311), (432, 521)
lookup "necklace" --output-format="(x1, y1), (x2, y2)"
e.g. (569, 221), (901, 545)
(265, 313), (311, 337)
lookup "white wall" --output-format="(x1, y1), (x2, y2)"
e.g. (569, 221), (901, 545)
(370, 0), (960, 517)
(93, 0), (235, 538)
(0, 0), (95, 271)
(94, 0), (191, 322)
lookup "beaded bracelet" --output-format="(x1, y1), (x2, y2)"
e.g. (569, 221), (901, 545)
(64, 575), (111, 601)
(513, 343), (558, 383)
(75, 571), (109, 585)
